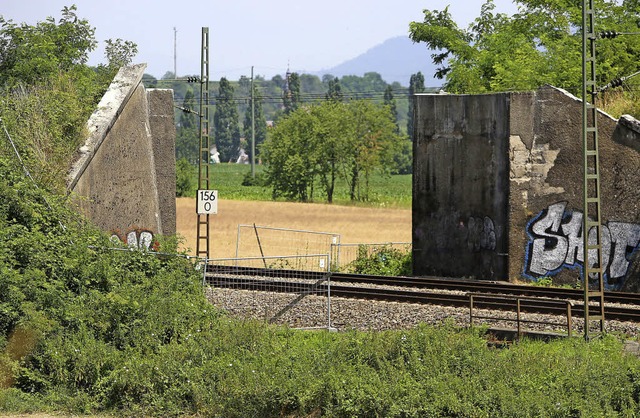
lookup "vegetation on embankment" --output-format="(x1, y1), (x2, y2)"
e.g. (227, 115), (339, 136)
(3, 5), (640, 417)
(0, 158), (638, 417)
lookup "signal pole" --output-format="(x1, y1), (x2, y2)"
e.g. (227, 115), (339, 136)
(251, 66), (255, 178)
(582, 0), (605, 339)
(173, 27), (177, 77)
(196, 27), (211, 260)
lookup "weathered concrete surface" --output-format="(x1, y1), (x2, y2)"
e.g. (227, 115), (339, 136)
(510, 86), (640, 290)
(147, 89), (176, 235)
(68, 64), (176, 239)
(413, 85), (640, 289)
(412, 93), (510, 280)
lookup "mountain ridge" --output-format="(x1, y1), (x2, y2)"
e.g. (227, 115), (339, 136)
(314, 36), (442, 87)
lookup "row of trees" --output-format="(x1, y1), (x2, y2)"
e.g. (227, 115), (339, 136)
(149, 70), (427, 167)
(171, 69), (424, 199)
(173, 76), (269, 164)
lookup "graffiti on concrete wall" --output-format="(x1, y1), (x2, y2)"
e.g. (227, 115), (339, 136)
(110, 228), (158, 251)
(524, 202), (640, 286)
(466, 216), (496, 252)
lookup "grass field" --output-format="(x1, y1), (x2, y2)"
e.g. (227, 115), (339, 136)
(183, 163), (413, 209)
(176, 163), (413, 257)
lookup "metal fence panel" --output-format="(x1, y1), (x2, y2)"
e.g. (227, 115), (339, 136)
(204, 254), (334, 330)
(236, 224), (340, 263)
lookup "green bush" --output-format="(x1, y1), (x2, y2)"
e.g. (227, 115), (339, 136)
(345, 244), (412, 276)
(175, 157), (195, 197)
(241, 169), (266, 187)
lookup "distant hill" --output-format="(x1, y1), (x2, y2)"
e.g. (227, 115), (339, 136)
(315, 36), (442, 87)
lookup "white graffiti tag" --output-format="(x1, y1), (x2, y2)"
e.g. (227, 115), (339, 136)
(525, 202), (640, 282)
(110, 229), (155, 250)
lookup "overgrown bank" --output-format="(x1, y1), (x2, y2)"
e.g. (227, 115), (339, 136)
(0, 152), (638, 416)
(3, 5), (640, 417)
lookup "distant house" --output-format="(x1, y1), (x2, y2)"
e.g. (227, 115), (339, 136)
(210, 146), (220, 163)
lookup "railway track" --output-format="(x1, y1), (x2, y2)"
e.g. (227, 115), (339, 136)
(205, 265), (640, 323)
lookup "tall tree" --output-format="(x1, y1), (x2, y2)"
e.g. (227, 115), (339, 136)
(214, 77), (241, 162)
(175, 89), (199, 164)
(262, 100), (399, 203)
(326, 77), (343, 102)
(408, 0), (640, 97)
(384, 84), (412, 175)
(311, 102), (349, 203)
(283, 71), (301, 115)
(344, 100), (399, 201)
(262, 107), (316, 201)
(383, 85), (398, 133)
(243, 83), (268, 162)
(407, 72), (425, 140)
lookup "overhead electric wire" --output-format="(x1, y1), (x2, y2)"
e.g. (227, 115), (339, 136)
(170, 87), (419, 109)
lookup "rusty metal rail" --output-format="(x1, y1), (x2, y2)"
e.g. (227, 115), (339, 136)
(468, 293), (574, 339)
(206, 265), (640, 307)
(205, 266), (640, 323)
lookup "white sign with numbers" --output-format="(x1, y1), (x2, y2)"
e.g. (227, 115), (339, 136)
(197, 190), (218, 214)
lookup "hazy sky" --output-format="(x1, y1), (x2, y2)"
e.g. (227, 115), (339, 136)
(2, 1), (519, 80)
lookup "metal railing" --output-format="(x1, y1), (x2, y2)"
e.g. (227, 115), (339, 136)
(235, 224), (340, 264)
(468, 293), (574, 339)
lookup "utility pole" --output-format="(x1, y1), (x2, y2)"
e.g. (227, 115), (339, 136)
(196, 27), (212, 260)
(251, 66), (256, 178)
(582, 0), (605, 339)
(173, 27), (177, 77)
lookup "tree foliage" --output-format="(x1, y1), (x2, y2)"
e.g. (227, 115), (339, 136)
(262, 100), (401, 203)
(104, 38), (138, 69)
(384, 85), (399, 134)
(409, 0), (640, 98)
(407, 72), (425, 140)
(326, 77), (343, 102)
(243, 83), (268, 162)
(213, 77), (241, 162)
(283, 71), (301, 115)
(341, 72), (388, 95)
(174, 89), (199, 166)
(0, 6), (120, 191)
(0, 5), (97, 86)
(151, 71), (414, 141)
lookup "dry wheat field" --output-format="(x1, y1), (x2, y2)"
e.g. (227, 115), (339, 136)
(176, 197), (411, 258)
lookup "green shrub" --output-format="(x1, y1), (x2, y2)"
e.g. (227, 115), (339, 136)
(241, 169), (266, 186)
(175, 157), (195, 197)
(345, 244), (412, 276)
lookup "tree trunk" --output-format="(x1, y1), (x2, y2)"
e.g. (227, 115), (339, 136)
(350, 163), (358, 201)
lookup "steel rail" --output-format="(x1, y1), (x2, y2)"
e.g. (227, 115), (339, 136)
(205, 265), (640, 306)
(205, 273), (640, 323)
